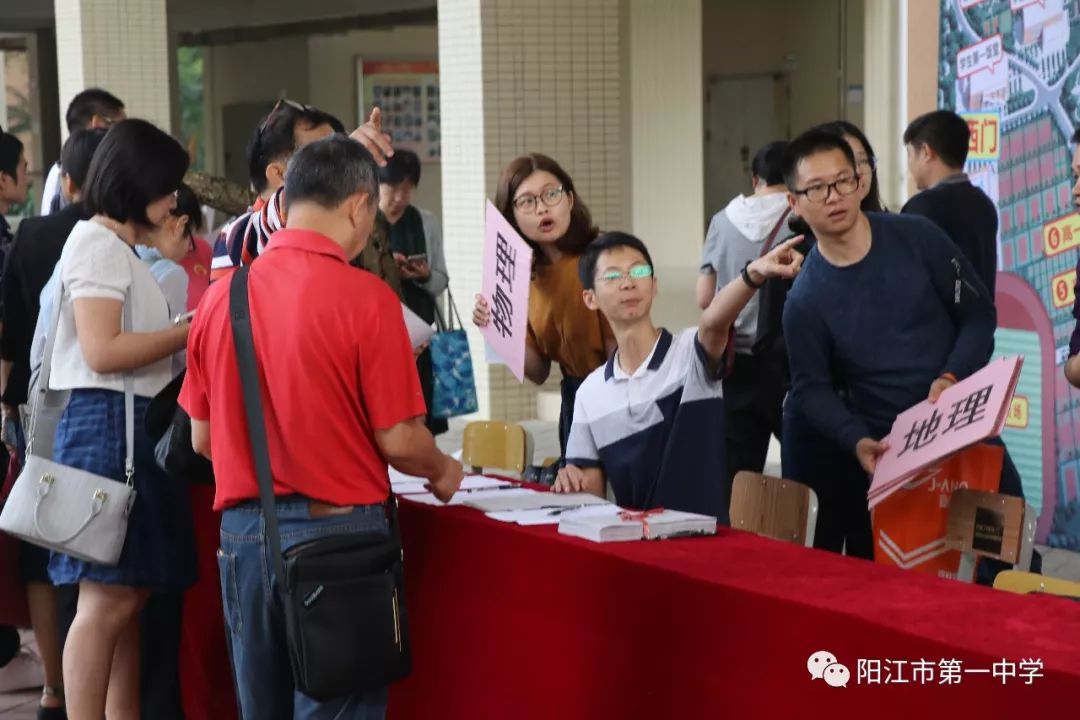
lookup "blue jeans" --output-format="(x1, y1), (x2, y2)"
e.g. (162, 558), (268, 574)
(219, 498), (390, 720)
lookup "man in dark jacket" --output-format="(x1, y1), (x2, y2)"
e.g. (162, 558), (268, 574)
(902, 109), (999, 297)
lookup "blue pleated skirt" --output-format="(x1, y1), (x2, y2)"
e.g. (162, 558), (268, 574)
(48, 389), (197, 591)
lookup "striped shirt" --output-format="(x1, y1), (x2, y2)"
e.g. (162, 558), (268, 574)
(210, 192), (281, 282)
(566, 328), (729, 521)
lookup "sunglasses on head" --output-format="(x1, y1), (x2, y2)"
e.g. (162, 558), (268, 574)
(256, 97), (316, 138)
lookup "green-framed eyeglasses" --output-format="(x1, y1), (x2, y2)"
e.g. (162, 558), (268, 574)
(598, 264), (654, 284)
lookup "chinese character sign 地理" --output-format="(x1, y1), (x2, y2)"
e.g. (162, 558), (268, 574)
(481, 201), (533, 382)
(869, 356), (1023, 506)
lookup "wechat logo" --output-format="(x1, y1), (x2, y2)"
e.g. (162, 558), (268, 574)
(808, 650), (850, 688)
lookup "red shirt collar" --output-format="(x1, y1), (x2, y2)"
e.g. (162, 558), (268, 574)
(264, 228), (349, 263)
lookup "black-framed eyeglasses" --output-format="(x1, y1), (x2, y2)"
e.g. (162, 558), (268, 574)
(513, 186), (566, 213)
(256, 97), (315, 138)
(793, 175), (861, 203)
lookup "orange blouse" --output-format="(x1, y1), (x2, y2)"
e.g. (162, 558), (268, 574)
(526, 255), (611, 378)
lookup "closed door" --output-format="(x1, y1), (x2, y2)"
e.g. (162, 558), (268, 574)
(221, 101), (276, 189)
(704, 75), (790, 223)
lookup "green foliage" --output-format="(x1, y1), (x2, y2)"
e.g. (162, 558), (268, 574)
(177, 46), (205, 172)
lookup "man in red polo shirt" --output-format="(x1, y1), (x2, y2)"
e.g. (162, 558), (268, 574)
(179, 135), (462, 720)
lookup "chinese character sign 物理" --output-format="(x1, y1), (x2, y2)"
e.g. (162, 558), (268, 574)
(481, 201), (533, 382)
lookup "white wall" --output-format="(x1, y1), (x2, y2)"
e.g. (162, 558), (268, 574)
(307, 26), (441, 219)
(201, 26), (442, 219)
(628, 0), (704, 268)
(701, 0), (864, 136)
(203, 36), (311, 176)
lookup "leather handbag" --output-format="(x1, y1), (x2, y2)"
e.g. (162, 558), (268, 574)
(428, 289), (479, 419)
(229, 266), (411, 700)
(0, 277), (136, 566)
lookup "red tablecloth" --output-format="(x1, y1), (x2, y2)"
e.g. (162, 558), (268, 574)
(388, 495), (1080, 719)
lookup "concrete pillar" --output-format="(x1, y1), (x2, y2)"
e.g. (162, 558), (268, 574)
(628, 0), (704, 270)
(54, 0), (172, 137)
(438, 0), (626, 422)
(626, 0), (703, 330)
(863, 0), (907, 210)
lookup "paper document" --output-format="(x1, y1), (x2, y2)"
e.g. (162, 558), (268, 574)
(390, 474), (511, 495)
(402, 486), (534, 508)
(487, 503), (618, 526)
(402, 303), (435, 349)
(465, 491), (608, 514)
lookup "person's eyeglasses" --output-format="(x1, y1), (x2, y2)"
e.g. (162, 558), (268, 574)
(793, 175), (861, 203)
(513, 186), (566, 213)
(257, 97), (315, 138)
(856, 158), (876, 175)
(597, 264), (654, 285)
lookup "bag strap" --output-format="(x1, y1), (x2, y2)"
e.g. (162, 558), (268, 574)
(438, 287), (464, 332)
(228, 267), (287, 587)
(758, 208), (792, 258)
(30, 269), (135, 483)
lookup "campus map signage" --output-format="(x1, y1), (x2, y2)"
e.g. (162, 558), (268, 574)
(939, 0), (1080, 548)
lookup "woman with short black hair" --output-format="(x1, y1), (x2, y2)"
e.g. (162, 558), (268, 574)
(47, 118), (196, 720)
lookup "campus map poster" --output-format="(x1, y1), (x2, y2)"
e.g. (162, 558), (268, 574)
(939, 0), (1080, 548)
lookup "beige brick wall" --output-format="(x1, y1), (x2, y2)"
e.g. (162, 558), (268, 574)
(439, 0), (625, 422)
(55, 0), (172, 137)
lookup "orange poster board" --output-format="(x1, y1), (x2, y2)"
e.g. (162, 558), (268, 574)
(872, 443), (1003, 578)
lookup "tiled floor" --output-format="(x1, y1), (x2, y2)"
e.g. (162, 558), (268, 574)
(2, 421), (1077, 716)
(0, 693), (36, 718)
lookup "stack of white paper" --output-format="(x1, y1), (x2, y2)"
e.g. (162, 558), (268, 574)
(391, 474), (511, 495)
(487, 503), (618, 526)
(558, 509), (717, 543)
(464, 491), (609, 514)
(402, 486), (533, 508)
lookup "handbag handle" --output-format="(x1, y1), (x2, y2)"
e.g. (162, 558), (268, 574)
(434, 287), (465, 333)
(30, 254), (135, 485)
(228, 267), (398, 592)
(32, 477), (106, 544)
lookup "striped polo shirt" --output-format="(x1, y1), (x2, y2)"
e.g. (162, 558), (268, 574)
(566, 328), (729, 522)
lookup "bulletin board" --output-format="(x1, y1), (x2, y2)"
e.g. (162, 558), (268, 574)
(357, 59), (441, 162)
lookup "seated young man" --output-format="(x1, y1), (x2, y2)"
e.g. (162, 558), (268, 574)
(554, 231), (803, 521)
(780, 128), (1023, 561)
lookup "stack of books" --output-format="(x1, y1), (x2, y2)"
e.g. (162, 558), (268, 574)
(558, 509), (716, 543)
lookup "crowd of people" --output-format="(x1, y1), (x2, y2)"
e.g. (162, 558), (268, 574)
(0, 82), (1067, 718)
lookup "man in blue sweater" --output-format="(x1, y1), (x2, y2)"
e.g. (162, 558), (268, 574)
(781, 128), (1017, 560)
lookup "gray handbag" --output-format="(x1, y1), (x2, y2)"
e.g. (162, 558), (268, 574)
(0, 276), (136, 566)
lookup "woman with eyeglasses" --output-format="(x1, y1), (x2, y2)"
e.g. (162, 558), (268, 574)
(473, 154), (613, 463)
(44, 119), (196, 720)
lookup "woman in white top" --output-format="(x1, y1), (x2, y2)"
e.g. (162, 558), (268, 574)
(138, 182), (200, 376)
(46, 119), (195, 720)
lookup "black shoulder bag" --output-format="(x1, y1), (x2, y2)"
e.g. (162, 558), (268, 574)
(228, 266), (411, 701)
